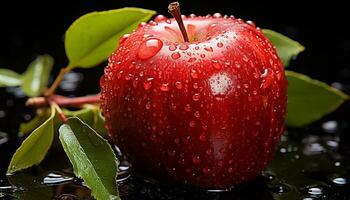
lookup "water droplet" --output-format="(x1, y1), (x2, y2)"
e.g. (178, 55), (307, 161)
(193, 82), (198, 89)
(42, 172), (74, 185)
(119, 34), (130, 45)
(192, 156), (201, 164)
(145, 102), (151, 109)
(160, 83), (170, 92)
(218, 161), (224, 167)
(206, 148), (213, 155)
(204, 47), (213, 52)
(169, 45), (177, 51)
(189, 120), (196, 127)
(228, 167), (233, 173)
(199, 133), (206, 142)
(154, 15), (167, 22)
(194, 111), (200, 118)
(175, 81), (183, 89)
(213, 13), (222, 18)
(307, 187), (322, 195)
(322, 120), (338, 133)
(246, 20), (256, 27)
(192, 93), (200, 101)
(269, 184), (290, 194)
(167, 149), (176, 157)
(171, 52), (181, 59)
(185, 104), (191, 112)
(195, 46), (200, 50)
(191, 70), (199, 79)
(261, 69), (268, 78)
(332, 177), (347, 185)
(150, 134), (157, 141)
(179, 44), (189, 50)
(143, 79), (152, 90)
(202, 167), (210, 174)
(217, 42), (223, 48)
(212, 60), (221, 69)
(137, 38), (163, 60)
(139, 22), (147, 27)
(200, 54), (206, 58)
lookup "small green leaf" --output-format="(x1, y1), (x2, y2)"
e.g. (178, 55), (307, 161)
(286, 70), (349, 127)
(65, 8), (156, 68)
(21, 55), (54, 97)
(59, 117), (120, 200)
(8, 105), (56, 173)
(63, 108), (95, 125)
(0, 68), (22, 87)
(263, 29), (305, 67)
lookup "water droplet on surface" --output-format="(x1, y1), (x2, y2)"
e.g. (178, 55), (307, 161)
(192, 156), (201, 164)
(194, 111), (200, 118)
(169, 45), (177, 51)
(185, 104), (191, 112)
(269, 184), (290, 194)
(171, 52), (181, 60)
(190, 70), (199, 79)
(189, 120), (196, 127)
(42, 172), (74, 185)
(307, 187), (322, 195)
(202, 167), (210, 174)
(119, 34), (130, 45)
(199, 133), (206, 142)
(154, 15), (167, 22)
(213, 13), (222, 18)
(217, 42), (224, 48)
(145, 102), (151, 110)
(228, 167), (233, 173)
(160, 83), (170, 92)
(204, 47), (213, 52)
(175, 81), (183, 89)
(192, 93), (200, 101)
(179, 44), (189, 50)
(322, 120), (338, 133)
(137, 38), (163, 60)
(246, 20), (256, 27)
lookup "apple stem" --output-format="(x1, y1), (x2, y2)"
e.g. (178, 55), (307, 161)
(168, 2), (189, 42)
(26, 94), (101, 108)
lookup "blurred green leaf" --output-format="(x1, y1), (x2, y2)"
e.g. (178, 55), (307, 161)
(65, 8), (156, 68)
(59, 117), (120, 200)
(263, 29), (305, 67)
(8, 105), (55, 173)
(21, 55), (54, 97)
(0, 68), (22, 87)
(286, 70), (349, 127)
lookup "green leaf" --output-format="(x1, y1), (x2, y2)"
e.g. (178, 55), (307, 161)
(263, 29), (305, 67)
(0, 68), (22, 87)
(8, 105), (56, 173)
(65, 8), (156, 68)
(21, 55), (54, 97)
(286, 70), (349, 127)
(59, 117), (120, 200)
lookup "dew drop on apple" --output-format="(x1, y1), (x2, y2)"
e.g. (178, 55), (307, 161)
(212, 60), (221, 69)
(154, 15), (167, 22)
(189, 120), (196, 127)
(194, 111), (200, 118)
(217, 42), (224, 48)
(192, 93), (200, 101)
(246, 20), (256, 27)
(119, 34), (130, 45)
(191, 70), (199, 79)
(202, 167), (210, 174)
(213, 13), (222, 18)
(145, 102), (151, 110)
(179, 44), (189, 50)
(175, 81), (182, 89)
(171, 52), (181, 60)
(169, 45), (177, 51)
(185, 104), (191, 112)
(160, 83), (170, 92)
(199, 133), (206, 141)
(192, 156), (201, 164)
(137, 38), (163, 60)
(204, 47), (213, 52)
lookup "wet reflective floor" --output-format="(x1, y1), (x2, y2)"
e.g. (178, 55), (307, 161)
(1, 71), (349, 200)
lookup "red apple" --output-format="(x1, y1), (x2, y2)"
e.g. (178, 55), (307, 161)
(100, 5), (287, 189)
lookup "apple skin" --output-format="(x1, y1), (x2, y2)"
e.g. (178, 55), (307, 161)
(100, 14), (287, 189)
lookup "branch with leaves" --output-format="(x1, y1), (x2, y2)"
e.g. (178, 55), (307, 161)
(0, 7), (348, 200)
